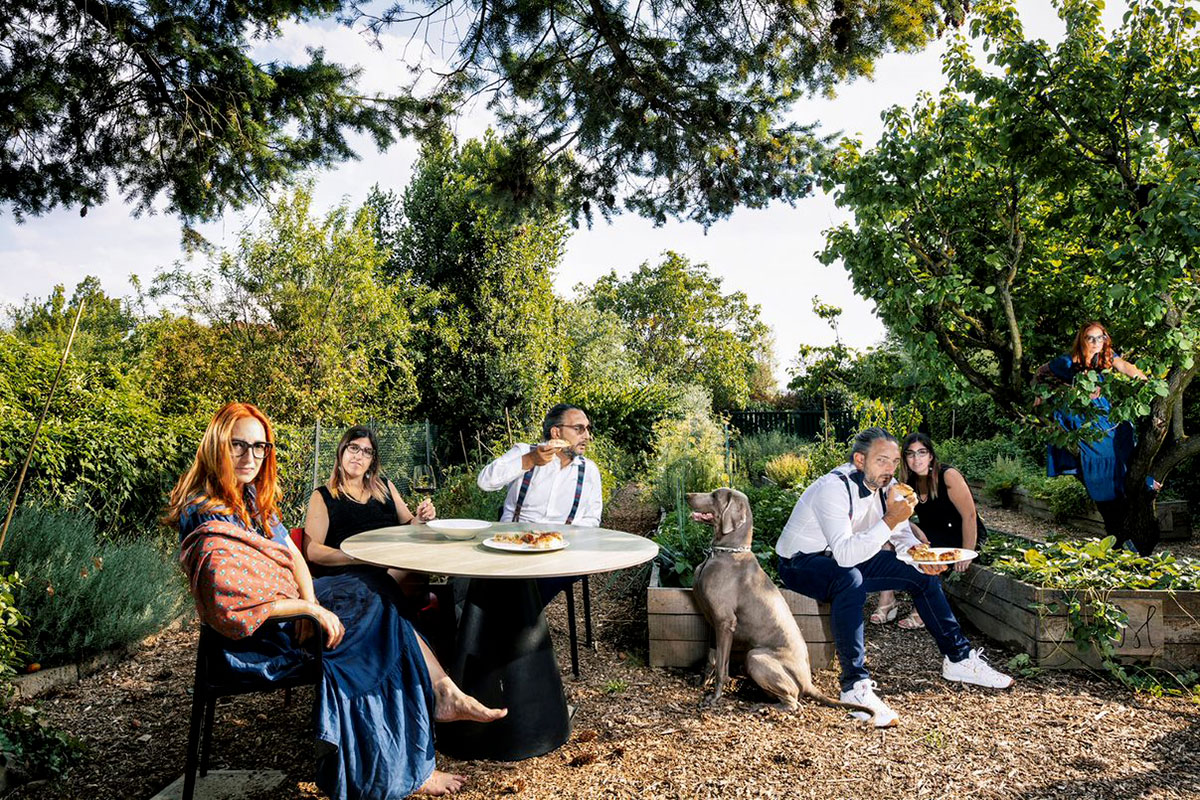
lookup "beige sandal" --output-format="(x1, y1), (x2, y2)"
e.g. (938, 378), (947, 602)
(869, 601), (899, 625)
(898, 611), (925, 630)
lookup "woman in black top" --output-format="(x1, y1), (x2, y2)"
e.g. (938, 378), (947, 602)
(303, 426), (436, 580)
(872, 432), (985, 630)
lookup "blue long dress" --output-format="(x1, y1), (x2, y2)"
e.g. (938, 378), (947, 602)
(1044, 355), (1135, 503)
(178, 494), (436, 800)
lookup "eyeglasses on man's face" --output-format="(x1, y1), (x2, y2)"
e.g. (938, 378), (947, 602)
(904, 449), (931, 459)
(231, 439), (273, 460)
(1085, 334), (1108, 344)
(557, 423), (594, 436)
(344, 443), (375, 459)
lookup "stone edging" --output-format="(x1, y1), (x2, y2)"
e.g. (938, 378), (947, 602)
(11, 613), (194, 698)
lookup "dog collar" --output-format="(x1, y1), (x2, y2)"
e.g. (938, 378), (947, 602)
(710, 545), (753, 554)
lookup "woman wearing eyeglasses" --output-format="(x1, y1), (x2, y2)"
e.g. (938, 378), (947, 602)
(302, 426), (436, 581)
(870, 432), (987, 630)
(170, 403), (504, 798)
(1040, 321), (1155, 552)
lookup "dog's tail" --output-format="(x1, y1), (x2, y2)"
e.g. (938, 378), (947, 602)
(801, 688), (880, 726)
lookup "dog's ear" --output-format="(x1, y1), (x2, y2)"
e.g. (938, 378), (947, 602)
(722, 491), (746, 536)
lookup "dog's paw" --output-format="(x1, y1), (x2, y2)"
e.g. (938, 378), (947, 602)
(699, 693), (722, 709)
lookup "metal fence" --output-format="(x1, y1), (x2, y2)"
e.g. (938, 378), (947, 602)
(726, 409), (854, 441)
(278, 420), (437, 519)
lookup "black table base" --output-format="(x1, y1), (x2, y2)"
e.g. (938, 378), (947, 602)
(435, 578), (570, 761)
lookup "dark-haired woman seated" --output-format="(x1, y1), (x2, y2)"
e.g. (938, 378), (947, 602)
(169, 403), (503, 798)
(871, 432), (985, 631)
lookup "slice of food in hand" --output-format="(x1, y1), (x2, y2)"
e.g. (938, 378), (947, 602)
(543, 438), (571, 450)
(891, 482), (916, 504)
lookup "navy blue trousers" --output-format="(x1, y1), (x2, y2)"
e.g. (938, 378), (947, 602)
(778, 549), (972, 691)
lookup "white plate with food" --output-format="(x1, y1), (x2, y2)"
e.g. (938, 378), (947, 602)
(482, 531), (567, 553)
(898, 546), (979, 566)
(427, 519), (491, 540)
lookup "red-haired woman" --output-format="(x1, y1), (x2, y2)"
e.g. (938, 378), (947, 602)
(1042, 322), (1156, 552)
(169, 403), (503, 798)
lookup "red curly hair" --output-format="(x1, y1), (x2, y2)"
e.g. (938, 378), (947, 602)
(1070, 321), (1115, 371)
(164, 402), (282, 532)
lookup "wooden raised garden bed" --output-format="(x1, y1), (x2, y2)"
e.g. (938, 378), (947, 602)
(647, 562), (837, 670)
(943, 563), (1200, 670)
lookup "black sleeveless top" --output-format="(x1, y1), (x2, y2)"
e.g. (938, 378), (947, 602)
(311, 483), (400, 576)
(912, 466), (987, 549)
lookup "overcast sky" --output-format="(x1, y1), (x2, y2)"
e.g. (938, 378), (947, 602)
(0, 2), (1127, 386)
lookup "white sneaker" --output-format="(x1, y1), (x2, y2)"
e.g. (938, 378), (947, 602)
(943, 648), (1015, 688)
(839, 679), (899, 728)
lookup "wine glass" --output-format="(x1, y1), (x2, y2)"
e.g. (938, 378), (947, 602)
(411, 465), (437, 497)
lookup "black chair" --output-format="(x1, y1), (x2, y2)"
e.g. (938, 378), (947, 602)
(182, 614), (323, 800)
(563, 575), (594, 679)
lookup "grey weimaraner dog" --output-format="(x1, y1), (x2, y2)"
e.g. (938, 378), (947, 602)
(687, 488), (873, 721)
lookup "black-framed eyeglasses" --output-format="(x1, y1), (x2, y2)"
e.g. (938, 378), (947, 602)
(556, 423), (594, 435)
(231, 439), (273, 460)
(345, 443), (376, 459)
(1085, 334), (1108, 344)
(904, 449), (931, 459)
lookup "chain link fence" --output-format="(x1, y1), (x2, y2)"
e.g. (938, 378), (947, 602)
(277, 420), (438, 521)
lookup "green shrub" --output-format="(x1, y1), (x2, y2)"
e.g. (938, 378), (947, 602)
(0, 333), (206, 538)
(0, 705), (82, 783)
(1042, 476), (1092, 521)
(432, 465), (508, 521)
(764, 453), (810, 488)
(0, 566), (27, 686)
(648, 387), (729, 510)
(939, 436), (1034, 485)
(562, 383), (680, 471)
(583, 434), (636, 500)
(732, 430), (808, 482)
(801, 427), (852, 479)
(983, 455), (1025, 506)
(4, 506), (187, 668)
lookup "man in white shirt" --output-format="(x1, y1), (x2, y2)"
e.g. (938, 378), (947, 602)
(477, 404), (602, 602)
(776, 427), (1013, 727)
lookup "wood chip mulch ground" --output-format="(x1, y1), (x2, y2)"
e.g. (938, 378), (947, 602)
(10, 501), (1200, 800)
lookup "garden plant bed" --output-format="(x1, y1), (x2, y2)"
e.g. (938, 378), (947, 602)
(944, 561), (1200, 670)
(647, 563), (836, 671)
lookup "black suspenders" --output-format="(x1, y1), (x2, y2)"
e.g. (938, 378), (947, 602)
(512, 457), (587, 523)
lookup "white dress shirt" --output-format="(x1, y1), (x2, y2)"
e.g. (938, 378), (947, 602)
(775, 463), (921, 567)
(476, 444), (603, 527)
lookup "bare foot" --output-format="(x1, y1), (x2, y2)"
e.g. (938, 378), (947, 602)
(432, 677), (508, 723)
(414, 770), (466, 796)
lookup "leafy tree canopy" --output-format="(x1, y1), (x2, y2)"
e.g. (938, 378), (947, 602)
(819, 0), (1200, 511)
(3, 0), (968, 226)
(148, 187), (418, 422)
(1, 0), (425, 222)
(375, 132), (569, 446)
(349, 0), (971, 226)
(582, 251), (774, 409)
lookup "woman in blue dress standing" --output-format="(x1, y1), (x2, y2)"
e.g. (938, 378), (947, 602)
(1041, 321), (1157, 553)
(170, 402), (504, 798)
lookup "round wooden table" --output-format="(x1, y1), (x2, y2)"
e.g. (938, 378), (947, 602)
(341, 521), (658, 761)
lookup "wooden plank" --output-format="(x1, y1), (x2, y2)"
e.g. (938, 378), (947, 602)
(648, 637), (837, 672)
(648, 613), (832, 643)
(647, 586), (702, 615)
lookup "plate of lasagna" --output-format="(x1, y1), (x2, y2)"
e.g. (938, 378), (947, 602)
(482, 531), (567, 552)
(898, 545), (978, 566)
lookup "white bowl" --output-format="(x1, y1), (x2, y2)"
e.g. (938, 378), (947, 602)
(426, 519), (491, 540)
